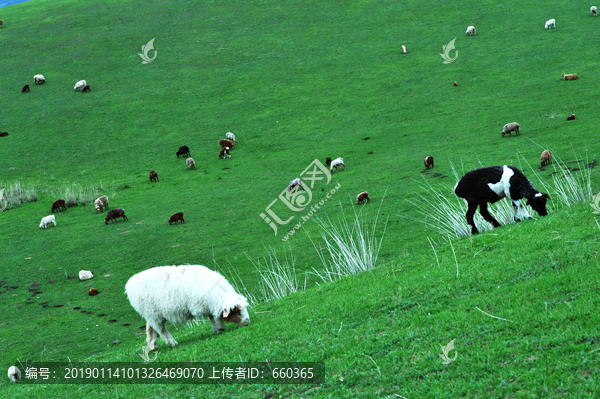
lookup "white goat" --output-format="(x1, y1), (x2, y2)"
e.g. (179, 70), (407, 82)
(74, 80), (87, 91)
(592, 6), (597, 16)
(465, 26), (476, 35)
(8, 366), (21, 382)
(226, 132), (236, 141)
(39, 215), (56, 229)
(186, 157), (196, 169)
(545, 19), (556, 29)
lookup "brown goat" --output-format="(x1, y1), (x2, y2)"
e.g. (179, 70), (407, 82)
(219, 139), (235, 150)
(168, 212), (185, 225)
(424, 156), (434, 169)
(453, 82), (458, 86)
(219, 147), (231, 159)
(105, 208), (128, 225)
(356, 191), (371, 205)
(51, 199), (67, 213)
(566, 114), (576, 121)
(22, 84), (30, 93)
(89, 288), (100, 296)
(82, 85), (91, 92)
(0, 132), (8, 137)
(562, 73), (578, 81)
(0, 20), (3, 28)
(540, 150), (552, 167)
(149, 170), (159, 182)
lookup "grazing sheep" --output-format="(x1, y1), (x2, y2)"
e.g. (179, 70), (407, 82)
(168, 212), (185, 225)
(540, 150), (552, 167)
(39, 215), (56, 229)
(454, 165), (550, 234)
(356, 191), (370, 204)
(22, 84), (30, 93)
(219, 147), (231, 159)
(287, 178), (304, 192)
(325, 156), (346, 172)
(545, 19), (556, 29)
(0, 132), (8, 137)
(105, 208), (128, 225)
(149, 170), (159, 182)
(89, 288), (100, 296)
(465, 26), (476, 35)
(219, 139), (235, 150)
(125, 265), (250, 349)
(226, 132), (236, 141)
(79, 270), (94, 281)
(176, 145), (190, 158)
(51, 199), (66, 213)
(33, 74), (45, 85)
(562, 73), (578, 81)
(402, 45), (407, 54)
(567, 114), (576, 121)
(453, 82), (458, 86)
(0, 20), (3, 29)
(501, 122), (520, 137)
(74, 80), (87, 91)
(186, 157), (196, 169)
(94, 195), (109, 213)
(8, 366), (21, 383)
(424, 156), (434, 169)
(592, 6), (598, 16)
(82, 85), (91, 92)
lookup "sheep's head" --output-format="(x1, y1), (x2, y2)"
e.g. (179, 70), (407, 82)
(222, 303), (249, 326)
(325, 156), (332, 166)
(527, 193), (550, 216)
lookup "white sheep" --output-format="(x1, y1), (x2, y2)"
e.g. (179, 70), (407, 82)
(326, 156), (346, 173)
(94, 195), (109, 213)
(7, 366), (21, 383)
(545, 19), (556, 29)
(592, 6), (597, 16)
(33, 74), (45, 85)
(226, 132), (236, 141)
(39, 215), (56, 229)
(501, 122), (520, 137)
(465, 26), (476, 35)
(401, 45), (407, 54)
(125, 265), (250, 350)
(74, 80), (87, 91)
(79, 270), (94, 281)
(186, 157), (196, 169)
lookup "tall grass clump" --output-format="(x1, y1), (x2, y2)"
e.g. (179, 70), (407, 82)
(1, 182), (38, 210)
(62, 184), (101, 207)
(245, 247), (304, 302)
(309, 198), (388, 283)
(520, 149), (594, 208)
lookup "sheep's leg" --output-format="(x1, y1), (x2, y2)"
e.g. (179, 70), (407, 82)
(512, 200), (531, 221)
(209, 315), (225, 334)
(156, 321), (178, 347)
(479, 202), (501, 228)
(465, 202), (479, 234)
(146, 322), (158, 350)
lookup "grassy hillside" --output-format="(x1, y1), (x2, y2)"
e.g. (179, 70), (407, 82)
(1, 0), (599, 396)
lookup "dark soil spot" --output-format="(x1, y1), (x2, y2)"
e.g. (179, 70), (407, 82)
(139, 325), (146, 330)
(108, 319), (118, 323)
(67, 276), (76, 279)
(586, 160), (597, 169)
(39, 302), (48, 305)
(433, 173), (442, 177)
(539, 167), (546, 171)
(222, 167), (230, 170)
(86, 311), (93, 314)
(420, 170), (428, 174)
(0, 280), (5, 287)
(73, 307), (81, 310)
(53, 305), (63, 308)
(440, 175), (448, 178)
(25, 302), (34, 305)
(48, 280), (56, 283)
(81, 310), (87, 313)
(363, 137), (370, 140)
(572, 168), (580, 172)
(98, 314), (107, 317)
(42, 305), (48, 308)
(28, 288), (40, 292)
(30, 283), (41, 287)
(367, 151), (373, 154)
(123, 324), (131, 327)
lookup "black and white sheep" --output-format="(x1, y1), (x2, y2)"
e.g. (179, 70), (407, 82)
(454, 165), (550, 234)
(219, 147), (231, 159)
(356, 191), (370, 204)
(424, 156), (434, 169)
(74, 80), (87, 91)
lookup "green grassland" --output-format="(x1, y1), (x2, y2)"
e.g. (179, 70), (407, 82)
(1, 0), (599, 397)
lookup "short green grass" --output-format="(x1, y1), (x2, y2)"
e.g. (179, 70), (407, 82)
(1, 0), (599, 397)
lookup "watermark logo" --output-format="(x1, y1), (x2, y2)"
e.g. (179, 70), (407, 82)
(139, 38), (157, 64)
(439, 339), (457, 364)
(260, 159), (340, 240)
(0, 188), (7, 212)
(440, 38), (458, 64)
(590, 192), (600, 214)
(139, 346), (157, 363)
